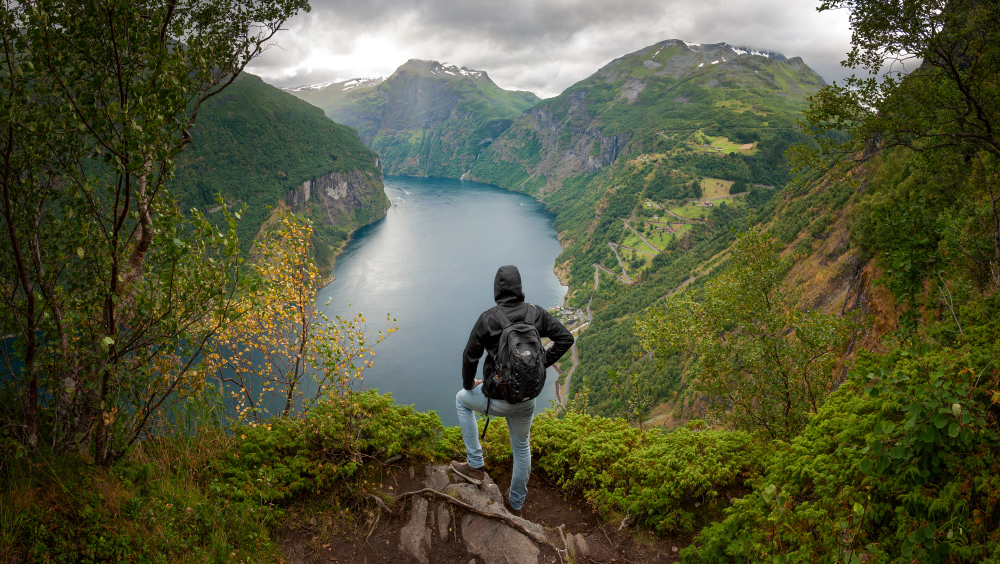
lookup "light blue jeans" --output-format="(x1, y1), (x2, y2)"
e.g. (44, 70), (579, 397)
(456, 385), (536, 510)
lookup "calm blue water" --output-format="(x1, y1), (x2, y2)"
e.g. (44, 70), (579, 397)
(318, 176), (567, 426)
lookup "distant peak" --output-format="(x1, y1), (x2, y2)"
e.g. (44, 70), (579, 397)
(394, 59), (487, 79)
(656, 39), (786, 61)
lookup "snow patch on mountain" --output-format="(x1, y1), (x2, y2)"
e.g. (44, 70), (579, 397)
(433, 62), (485, 79)
(284, 77), (384, 93)
(342, 77), (385, 91)
(725, 43), (774, 58)
(286, 80), (338, 92)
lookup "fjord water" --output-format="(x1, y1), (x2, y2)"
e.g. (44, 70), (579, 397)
(318, 176), (567, 426)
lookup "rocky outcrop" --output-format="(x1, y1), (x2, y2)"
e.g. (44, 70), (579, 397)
(284, 168), (388, 229)
(393, 465), (563, 564)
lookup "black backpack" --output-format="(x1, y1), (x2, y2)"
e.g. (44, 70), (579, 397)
(482, 304), (547, 404)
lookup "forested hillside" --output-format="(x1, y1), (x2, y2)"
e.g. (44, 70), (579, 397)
(171, 73), (388, 272)
(284, 59), (540, 178)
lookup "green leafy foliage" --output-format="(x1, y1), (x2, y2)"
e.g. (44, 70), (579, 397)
(637, 229), (857, 439)
(216, 391), (442, 506)
(686, 346), (1000, 563)
(806, 0), (1000, 290)
(526, 412), (766, 533)
(4, 391), (444, 563)
(0, 0), (308, 463)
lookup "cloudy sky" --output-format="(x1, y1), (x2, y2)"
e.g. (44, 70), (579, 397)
(248, 0), (857, 99)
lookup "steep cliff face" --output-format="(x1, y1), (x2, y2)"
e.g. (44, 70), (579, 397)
(171, 73), (388, 262)
(473, 100), (631, 194)
(284, 168), (388, 228)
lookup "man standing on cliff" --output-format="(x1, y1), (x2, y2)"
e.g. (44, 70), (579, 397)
(451, 265), (574, 516)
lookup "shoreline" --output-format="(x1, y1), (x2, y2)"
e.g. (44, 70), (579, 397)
(318, 180), (392, 289)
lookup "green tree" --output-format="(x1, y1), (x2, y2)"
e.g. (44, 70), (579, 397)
(804, 0), (1000, 288)
(636, 228), (856, 439)
(0, 0), (308, 463)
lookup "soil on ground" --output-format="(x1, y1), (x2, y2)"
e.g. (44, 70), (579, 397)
(278, 461), (694, 563)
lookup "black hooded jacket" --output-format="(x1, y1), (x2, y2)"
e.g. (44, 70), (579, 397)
(462, 265), (575, 392)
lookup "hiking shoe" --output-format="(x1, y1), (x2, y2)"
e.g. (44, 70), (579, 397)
(450, 461), (486, 485)
(503, 489), (522, 517)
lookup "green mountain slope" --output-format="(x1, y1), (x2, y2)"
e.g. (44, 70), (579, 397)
(169, 73), (389, 271)
(469, 40), (824, 194)
(464, 40), (828, 415)
(284, 60), (540, 178)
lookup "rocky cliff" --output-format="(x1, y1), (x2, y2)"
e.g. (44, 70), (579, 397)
(284, 167), (388, 229)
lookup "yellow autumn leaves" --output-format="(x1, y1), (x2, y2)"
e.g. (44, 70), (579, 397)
(205, 213), (396, 424)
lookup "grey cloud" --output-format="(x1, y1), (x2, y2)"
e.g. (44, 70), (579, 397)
(249, 0), (856, 98)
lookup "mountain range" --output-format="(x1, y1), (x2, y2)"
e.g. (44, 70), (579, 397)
(284, 59), (539, 178)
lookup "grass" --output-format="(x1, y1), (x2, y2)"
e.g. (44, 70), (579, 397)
(2, 392), (452, 564)
(665, 201), (710, 220)
(646, 223), (691, 248)
(1, 428), (281, 564)
(701, 177), (735, 199)
(712, 99), (766, 115)
(688, 134), (757, 156)
(622, 227), (659, 253)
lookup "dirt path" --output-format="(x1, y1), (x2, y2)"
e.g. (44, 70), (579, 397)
(623, 219), (661, 253)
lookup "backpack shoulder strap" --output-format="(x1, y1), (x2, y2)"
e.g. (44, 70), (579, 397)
(489, 305), (512, 329)
(524, 303), (539, 325)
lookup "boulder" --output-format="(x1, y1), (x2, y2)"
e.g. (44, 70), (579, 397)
(396, 464), (563, 564)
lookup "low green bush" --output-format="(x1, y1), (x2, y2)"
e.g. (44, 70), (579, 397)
(686, 347), (1000, 563)
(525, 412), (767, 533)
(215, 390), (443, 507)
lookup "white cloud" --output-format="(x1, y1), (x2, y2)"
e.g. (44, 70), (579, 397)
(248, 0), (854, 99)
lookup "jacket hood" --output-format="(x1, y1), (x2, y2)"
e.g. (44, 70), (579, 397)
(493, 265), (525, 306)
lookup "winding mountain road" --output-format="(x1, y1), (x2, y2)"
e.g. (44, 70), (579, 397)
(555, 338), (580, 406)
(607, 243), (633, 283)
(593, 262), (629, 285)
(618, 244), (656, 255)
